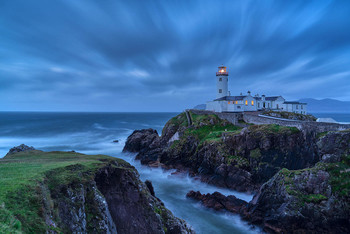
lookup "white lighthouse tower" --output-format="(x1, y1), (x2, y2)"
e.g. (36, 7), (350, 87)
(216, 65), (229, 98)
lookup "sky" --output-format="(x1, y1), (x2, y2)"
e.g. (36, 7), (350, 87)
(1, 0), (350, 112)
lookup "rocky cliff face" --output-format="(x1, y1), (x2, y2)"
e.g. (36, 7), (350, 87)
(124, 111), (320, 192)
(50, 163), (193, 234)
(0, 148), (193, 234)
(123, 112), (350, 233)
(243, 149), (350, 233)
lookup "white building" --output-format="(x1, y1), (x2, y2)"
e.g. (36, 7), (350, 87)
(206, 65), (307, 114)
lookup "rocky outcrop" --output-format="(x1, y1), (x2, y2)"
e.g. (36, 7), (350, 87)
(124, 112), (322, 192)
(318, 129), (350, 159)
(123, 112), (350, 233)
(123, 129), (163, 164)
(1, 150), (194, 234)
(6, 144), (35, 155)
(187, 154), (350, 233)
(243, 158), (350, 233)
(186, 191), (247, 214)
(95, 164), (193, 234)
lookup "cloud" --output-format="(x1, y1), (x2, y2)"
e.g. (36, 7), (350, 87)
(0, 0), (350, 111)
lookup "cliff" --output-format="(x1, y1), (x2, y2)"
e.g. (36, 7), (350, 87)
(124, 111), (320, 192)
(0, 146), (193, 233)
(243, 154), (350, 233)
(123, 111), (350, 233)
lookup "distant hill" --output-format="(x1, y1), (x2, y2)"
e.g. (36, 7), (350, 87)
(193, 104), (206, 110)
(299, 98), (350, 113)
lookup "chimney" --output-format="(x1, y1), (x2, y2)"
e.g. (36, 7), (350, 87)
(247, 91), (251, 96)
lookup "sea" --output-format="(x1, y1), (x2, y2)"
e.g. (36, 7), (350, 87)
(0, 112), (349, 233)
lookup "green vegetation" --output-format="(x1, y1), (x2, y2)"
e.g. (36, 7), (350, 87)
(226, 155), (249, 168)
(189, 112), (220, 126)
(249, 124), (300, 135)
(0, 150), (125, 233)
(166, 111), (242, 143)
(167, 112), (188, 127)
(250, 149), (261, 159)
(327, 154), (350, 197)
(316, 131), (329, 139)
(185, 124), (241, 143)
(279, 155), (350, 205)
(280, 168), (329, 204)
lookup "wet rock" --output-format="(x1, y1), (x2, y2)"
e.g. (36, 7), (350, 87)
(145, 180), (155, 196)
(95, 164), (194, 234)
(123, 129), (160, 153)
(186, 190), (247, 214)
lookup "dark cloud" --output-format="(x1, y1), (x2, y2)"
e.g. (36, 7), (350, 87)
(0, 0), (350, 111)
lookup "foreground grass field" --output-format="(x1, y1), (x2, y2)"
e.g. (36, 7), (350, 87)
(0, 150), (123, 233)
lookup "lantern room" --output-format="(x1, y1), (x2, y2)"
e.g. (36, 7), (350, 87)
(216, 65), (228, 76)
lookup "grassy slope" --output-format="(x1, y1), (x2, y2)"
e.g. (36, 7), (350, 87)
(0, 150), (126, 233)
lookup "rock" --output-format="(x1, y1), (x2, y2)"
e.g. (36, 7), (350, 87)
(145, 180), (155, 196)
(95, 164), (194, 234)
(317, 130), (350, 156)
(112, 140), (119, 143)
(6, 144), (35, 155)
(123, 112), (322, 192)
(186, 190), (247, 214)
(243, 163), (350, 233)
(321, 154), (340, 163)
(123, 129), (160, 153)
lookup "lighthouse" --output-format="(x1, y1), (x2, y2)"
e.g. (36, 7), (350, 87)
(216, 65), (229, 98)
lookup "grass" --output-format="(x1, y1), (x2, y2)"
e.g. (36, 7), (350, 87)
(184, 124), (241, 143)
(189, 112), (220, 126)
(249, 124), (300, 135)
(0, 150), (125, 233)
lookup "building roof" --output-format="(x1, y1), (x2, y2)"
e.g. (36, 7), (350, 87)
(283, 101), (307, 105)
(253, 96), (282, 101)
(266, 96), (282, 101)
(214, 96), (246, 101)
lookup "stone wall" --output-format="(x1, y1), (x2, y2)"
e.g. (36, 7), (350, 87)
(243, 113), (350, 133)
(188, 109), (350, 133)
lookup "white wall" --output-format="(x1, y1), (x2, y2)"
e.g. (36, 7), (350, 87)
(216, 75), (228, 99)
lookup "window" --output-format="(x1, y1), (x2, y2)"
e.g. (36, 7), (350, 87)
(277, 104), (279, 109)
(296, 105), (298, 109)
(301, 105), (303, 109)
(258, 103), (260, 108)
(251, 100), (254, 106)
(268, 103), (270, 108)
(228, 101), (230, 104)
(245, 100), (248, 105)
(219, 78), (222, 81)
(263, 102), (265, 108)
(235, 101), (238, 104)
(219, 89), (222, 93)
